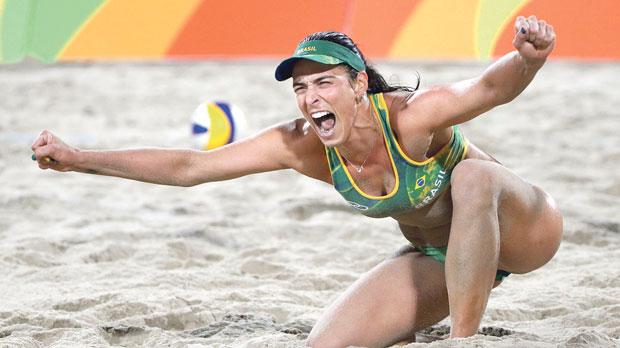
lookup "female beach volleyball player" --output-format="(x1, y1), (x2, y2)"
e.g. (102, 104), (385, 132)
(33, 15), (561, 347)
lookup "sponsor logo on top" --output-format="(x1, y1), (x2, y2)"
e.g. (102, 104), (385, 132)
(347, 201), (369, 210)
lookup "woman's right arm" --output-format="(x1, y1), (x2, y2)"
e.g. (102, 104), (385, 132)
(31, 120), (309, 187)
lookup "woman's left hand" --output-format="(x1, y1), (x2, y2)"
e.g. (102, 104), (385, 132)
(512, 15), (556, 65)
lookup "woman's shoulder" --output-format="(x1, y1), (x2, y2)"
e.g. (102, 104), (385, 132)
(275, 118), (331, 182)
(247, 118), (324, 165)
(276, 118), (322, 146)
(274, 118), (325, 158)
(382, 87), (450, 133)
(380, 90), (450, 155)
(382, 86), (443, 110)
(381, 90), (414, 113)
(381, 90), (428, 130)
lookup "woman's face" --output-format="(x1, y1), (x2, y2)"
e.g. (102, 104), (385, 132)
(291, 60), (366, 147)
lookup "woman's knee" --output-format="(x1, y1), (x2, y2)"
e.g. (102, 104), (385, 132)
(450, 159), (502, 207)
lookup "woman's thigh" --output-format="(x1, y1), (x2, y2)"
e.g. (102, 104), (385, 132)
(307, 249), (450, 348)
(451, 159), (563, 274)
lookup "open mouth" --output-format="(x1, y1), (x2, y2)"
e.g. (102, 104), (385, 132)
(311, 111), (336, 136)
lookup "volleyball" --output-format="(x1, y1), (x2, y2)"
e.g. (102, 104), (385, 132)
(190, 100), (247, 150)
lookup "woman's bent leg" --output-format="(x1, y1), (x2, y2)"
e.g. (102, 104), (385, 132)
(306, 251), (450, 348)
(446, 159), (562, 338)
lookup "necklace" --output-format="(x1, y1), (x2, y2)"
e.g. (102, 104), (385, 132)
(341, 105), (378, 173)
(345, 149), (373, 173)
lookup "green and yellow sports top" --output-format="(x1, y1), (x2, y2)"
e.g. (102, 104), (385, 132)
(325, 93), (469, 218)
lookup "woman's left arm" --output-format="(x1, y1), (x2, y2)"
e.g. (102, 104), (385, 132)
(415, 15), (556, 130)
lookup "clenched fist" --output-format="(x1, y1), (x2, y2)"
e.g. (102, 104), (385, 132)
(513, 15), (556, 64)
(31, 130), (78, 172)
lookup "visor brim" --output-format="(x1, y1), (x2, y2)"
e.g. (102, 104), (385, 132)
(274, 55), (345, 81)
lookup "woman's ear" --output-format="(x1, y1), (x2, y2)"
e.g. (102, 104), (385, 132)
(355, 70), (369, 99)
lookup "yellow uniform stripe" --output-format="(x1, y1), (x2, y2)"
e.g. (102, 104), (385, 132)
(333, 94), (400, 200)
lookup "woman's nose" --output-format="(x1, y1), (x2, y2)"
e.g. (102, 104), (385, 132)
(305, 86), (320, 105)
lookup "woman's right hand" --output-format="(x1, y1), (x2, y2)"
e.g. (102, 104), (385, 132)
(31, 130), (79, 172)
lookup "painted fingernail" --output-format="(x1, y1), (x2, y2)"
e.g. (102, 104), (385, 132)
(520, 27), (527, 34)
(31, 154), (36, 161)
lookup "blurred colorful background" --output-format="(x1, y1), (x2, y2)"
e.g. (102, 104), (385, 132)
(1, 0), (618, 63)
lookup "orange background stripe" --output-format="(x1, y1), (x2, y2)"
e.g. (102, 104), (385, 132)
(492, 1), (620, 59)
(341, 0), (421, 58)
(11, 0), (611, 61)
(61, 0), (202, 59)
(168, 0), (349, 57)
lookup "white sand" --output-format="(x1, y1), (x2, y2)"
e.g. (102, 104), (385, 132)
(0, 59), (619, 347)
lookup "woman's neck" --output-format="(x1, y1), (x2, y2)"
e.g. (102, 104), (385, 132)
(337, 98), (381, 169)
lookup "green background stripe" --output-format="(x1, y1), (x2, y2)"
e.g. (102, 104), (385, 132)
(1, 0), (33, 63)
(0, 0), (4, 60)
(0, 0), (103, 63)
(476, 0), (527, 59)
(29, 0), (104, 62)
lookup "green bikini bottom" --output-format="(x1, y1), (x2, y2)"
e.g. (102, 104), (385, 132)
(415, 245), (511, 281)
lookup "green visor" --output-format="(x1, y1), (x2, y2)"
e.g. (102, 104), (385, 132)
(275, 40), (365, 81)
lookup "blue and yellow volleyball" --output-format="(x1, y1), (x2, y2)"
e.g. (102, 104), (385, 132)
(190, 100), (247, 150)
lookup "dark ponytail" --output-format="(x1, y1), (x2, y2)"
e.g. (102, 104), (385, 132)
(300, 31), (419, 94)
